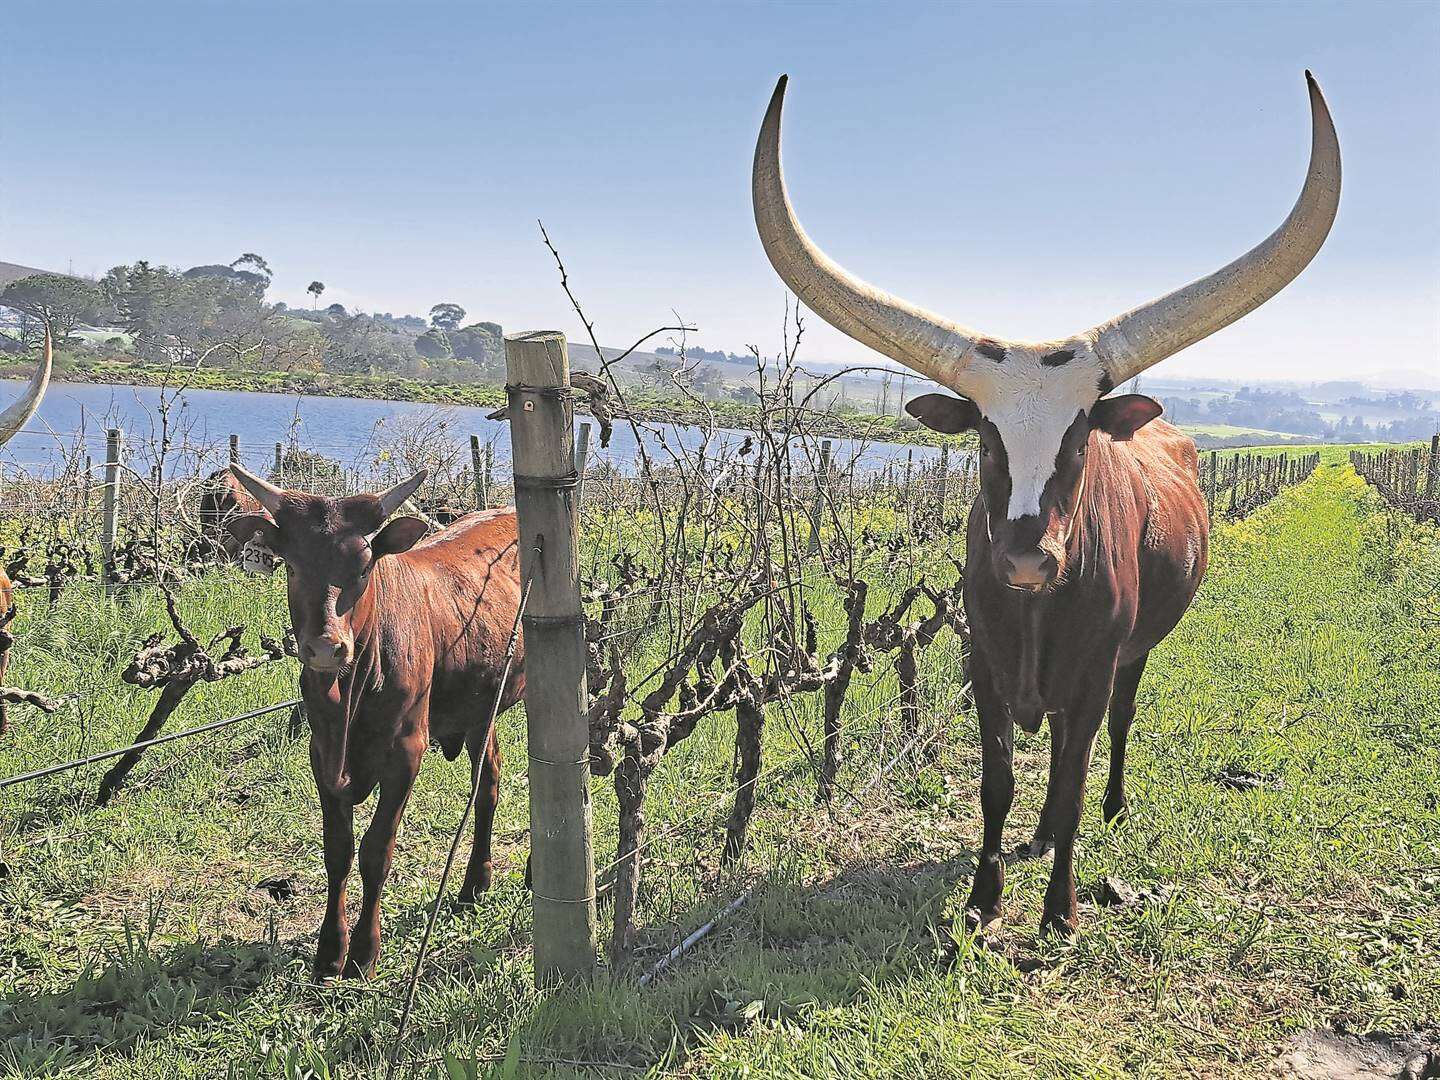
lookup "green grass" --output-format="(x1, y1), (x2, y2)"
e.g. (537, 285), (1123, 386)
(1, 464), (1437, 1077)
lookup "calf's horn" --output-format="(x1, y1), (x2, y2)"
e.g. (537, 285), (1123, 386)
(376, 470), (427, 518)
(0, 330), (53, 447)
(230, 463), (285, 517)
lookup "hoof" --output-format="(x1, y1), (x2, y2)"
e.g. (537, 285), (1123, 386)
(312, 959), (345, 983)
(1102, 796), (1129, 826)
(963, 904), (1002, 934)
(1014, 834), (1053, 861)
(1039, 911), (1078, 938)
(341, 956), (377, 980)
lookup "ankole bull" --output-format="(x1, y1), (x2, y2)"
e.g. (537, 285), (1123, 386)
(0, 332), (53, 736)
(225, 466), (525, 978)
(752, 73), (1339, 932)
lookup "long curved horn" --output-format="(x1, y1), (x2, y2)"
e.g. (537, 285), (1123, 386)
(230, 463), (285, 517)
(753, 76), (1003, 398)
(376, 470), (427, 518)
(0, 330), (53, 447)
(1091, 72), (1341, 384)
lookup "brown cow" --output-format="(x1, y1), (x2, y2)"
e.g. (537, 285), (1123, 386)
(751, 74), (1340, 932)
(225, 465), (525, 979)
(0, 332), (54, 736)
(194, 467), (263, 560)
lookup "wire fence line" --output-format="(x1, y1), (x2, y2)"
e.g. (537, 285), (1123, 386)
(0, 698), (302, 791)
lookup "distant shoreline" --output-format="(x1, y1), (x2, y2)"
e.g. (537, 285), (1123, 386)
(0, 358), (1353, 452)
(0, 359), (966, 449)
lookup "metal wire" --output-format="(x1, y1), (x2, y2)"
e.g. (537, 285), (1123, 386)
(0, 697), (303, 791)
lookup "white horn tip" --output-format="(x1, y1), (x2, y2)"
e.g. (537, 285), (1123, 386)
(763, 75), (789, 125)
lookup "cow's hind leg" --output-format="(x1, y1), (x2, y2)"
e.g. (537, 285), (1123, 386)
(457, 724), (501, 906)
(965, 648), (1013, 929)
(315, 790), (355, 981)
(345, 739), (423, 979)
(1103, 654), (1148, 826)
(1020, 724), (1065, 859)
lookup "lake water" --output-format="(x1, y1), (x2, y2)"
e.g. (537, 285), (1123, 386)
(0, 379), (958, 479)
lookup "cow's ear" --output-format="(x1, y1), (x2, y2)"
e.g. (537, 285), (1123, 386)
(1090, 395), (1163, 441)
(225, 514), (281, 551)
(905, 394), (981, 434)
(372, 516), (428, 558)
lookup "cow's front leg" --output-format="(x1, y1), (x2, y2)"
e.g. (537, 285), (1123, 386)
(315, 789), (355, 981)
(1041, 683), (1112, 935)
(346, 731), (424, 979)
(965, 648), (1013, 929)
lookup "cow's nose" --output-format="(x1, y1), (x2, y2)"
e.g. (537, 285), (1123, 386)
(1004, 550), (1055, 590)
(303, 637), (347, 667)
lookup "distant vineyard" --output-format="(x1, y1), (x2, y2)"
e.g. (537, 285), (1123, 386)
(1350, 435), (1440, 524)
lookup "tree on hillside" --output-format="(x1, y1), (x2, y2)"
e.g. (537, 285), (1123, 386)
(307, 281), (325, 308)
(326, 302), (347, 317)
(415, 328), (452, 359)
(231, 253), (272, 282)
(102, 260), (270, 366)
(429, 303), (465, 331)
(448, 321), (505, 379)
(0, 273), (106, 346)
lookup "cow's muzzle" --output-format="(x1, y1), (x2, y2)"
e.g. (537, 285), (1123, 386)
(1003, 549), (1057, 591)
(301, 634), (352, 672)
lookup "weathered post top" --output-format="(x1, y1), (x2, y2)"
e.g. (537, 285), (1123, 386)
(503, 330), (598, 985)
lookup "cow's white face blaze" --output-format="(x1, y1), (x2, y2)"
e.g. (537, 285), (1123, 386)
(907, 341), (1162, 591)
(957, 339), (1109, 521)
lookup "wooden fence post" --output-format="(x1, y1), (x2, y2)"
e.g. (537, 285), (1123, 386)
(229, 434), (240, 465)
(471, 434), (485, 510)
(575, 420), (593, 507)
(484, 443), (494, 506)
(807, 438), (833, 554)
(937, 444), (950, 518)
(504, 330), (597, 985)
(101, 429), (123, 593)
(1425, 434), (1440, 504)
(273, 442), (283, 482)
(1206, 452), (1217, 520)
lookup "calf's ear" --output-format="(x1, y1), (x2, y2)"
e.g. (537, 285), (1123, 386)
(225, 514), (281, 551)
(372, 516), (429, 558)
(905, 394), (981, 434)
(1090, 395), (1163, 441)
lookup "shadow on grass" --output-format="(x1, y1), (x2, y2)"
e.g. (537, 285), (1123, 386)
(400, 851), (983, 1075)
(0, 932), (296, 1075)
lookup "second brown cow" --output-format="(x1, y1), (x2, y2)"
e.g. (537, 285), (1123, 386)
(226, 464), (524, 980)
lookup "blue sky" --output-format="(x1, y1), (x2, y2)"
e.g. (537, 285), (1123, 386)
(2, 1), (1436, 382)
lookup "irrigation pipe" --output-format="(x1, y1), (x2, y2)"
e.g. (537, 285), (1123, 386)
(0, 698), (302, 790)
(638, 888), (754, 987)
